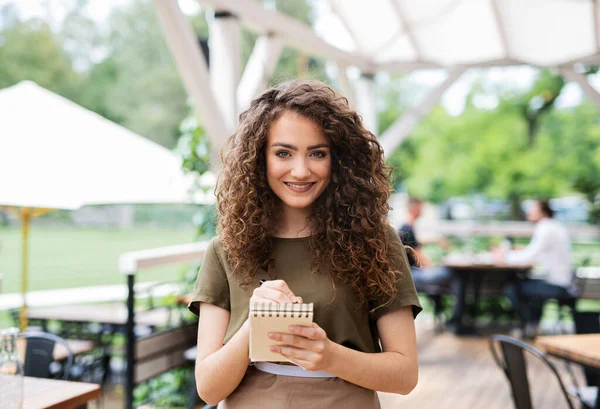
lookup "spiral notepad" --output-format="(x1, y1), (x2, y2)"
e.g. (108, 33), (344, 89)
(249, 302), (314, 362)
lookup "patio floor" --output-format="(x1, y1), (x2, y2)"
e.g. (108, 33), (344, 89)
(96, 315), (584, 409)
(383, 317), (583, 409)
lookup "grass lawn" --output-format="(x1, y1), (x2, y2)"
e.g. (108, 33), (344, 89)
(0, 226), (197, 293)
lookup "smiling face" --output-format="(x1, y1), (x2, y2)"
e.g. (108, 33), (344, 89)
(266, 111), (332, 213)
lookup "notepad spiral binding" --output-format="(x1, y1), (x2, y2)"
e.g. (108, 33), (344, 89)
(250, 302), (313, 318)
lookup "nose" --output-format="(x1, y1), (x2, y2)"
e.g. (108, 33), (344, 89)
(290, 157), (311, 179)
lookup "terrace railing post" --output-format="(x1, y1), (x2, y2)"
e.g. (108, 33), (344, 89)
(125, 273), (135, 409)
(118, 241), (209, 409)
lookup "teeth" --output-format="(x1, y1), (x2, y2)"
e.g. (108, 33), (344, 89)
(286, 182), (313, 189)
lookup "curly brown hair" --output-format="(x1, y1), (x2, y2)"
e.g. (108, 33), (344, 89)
(217, 79), (404, 309)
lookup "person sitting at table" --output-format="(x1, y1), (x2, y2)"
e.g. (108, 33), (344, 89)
(398, 197), (454, 321)
(495, 199), (572, 339)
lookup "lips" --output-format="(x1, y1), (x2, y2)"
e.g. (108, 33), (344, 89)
(284, 182), (315, 192)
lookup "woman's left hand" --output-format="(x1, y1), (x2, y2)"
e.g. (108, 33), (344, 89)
(268, 323), (334, 372)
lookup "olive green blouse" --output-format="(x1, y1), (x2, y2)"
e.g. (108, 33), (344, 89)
(188, 224), (422, 353)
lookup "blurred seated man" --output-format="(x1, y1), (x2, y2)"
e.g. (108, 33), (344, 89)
(495, 199), (572, 339)
(399, 197), (454, 319)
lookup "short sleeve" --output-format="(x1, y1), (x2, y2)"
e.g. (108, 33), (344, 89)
(371, 224), (423, 321)
(188, 236), (230, 316)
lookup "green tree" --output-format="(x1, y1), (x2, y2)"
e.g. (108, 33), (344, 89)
(58, 0), (103, 73)
(385, 69), (600, 221)
(537, 102), (600, 223)
(0, 18), (81, 100)
(96, 0), (189, 148)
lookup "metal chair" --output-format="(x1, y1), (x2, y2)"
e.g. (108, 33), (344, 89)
(489, 334), (577, 409)
(19, 330), (74, 380)
(573, 311), (600, 399)
(574, 311), (600, 334)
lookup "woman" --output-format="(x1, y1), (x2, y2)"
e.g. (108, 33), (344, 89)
(188, 79), (421, 409)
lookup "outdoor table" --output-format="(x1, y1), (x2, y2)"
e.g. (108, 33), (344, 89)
(21, 376), (100, 409)
(444, 254), (531, 335)
(17, 338), (96, 362)
(537, 334), (600, 408)
(27, 303), (173, 331)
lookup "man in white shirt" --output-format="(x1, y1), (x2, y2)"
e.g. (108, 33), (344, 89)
(496, 200), (572, 339)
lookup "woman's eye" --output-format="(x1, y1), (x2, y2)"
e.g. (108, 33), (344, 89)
(276, 151), (290, 158)
(310, 151), (327, 158)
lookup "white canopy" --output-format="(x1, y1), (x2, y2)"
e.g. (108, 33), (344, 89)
(153, 0), (600, 160)
(198, 0), (600, 70)
(0, 81), (214, 210)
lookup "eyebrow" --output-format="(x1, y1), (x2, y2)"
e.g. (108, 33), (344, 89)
(271, 142), (329, 150)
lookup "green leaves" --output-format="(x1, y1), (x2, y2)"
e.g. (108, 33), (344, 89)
(384, 70), (600, 222)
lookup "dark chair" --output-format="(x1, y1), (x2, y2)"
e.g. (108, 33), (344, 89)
(574, 311), (600, 390)
(19, 331), (74, 380)
(574, 311), (600, 334)
(543, 274), (582, 335)
(489, 334), (577, 409)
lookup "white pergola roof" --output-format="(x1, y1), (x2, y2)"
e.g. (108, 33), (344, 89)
(198, 0), (600, 71)
(154, 0), (600, 160)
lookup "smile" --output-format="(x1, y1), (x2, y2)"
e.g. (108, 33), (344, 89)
(284, 182), (316, 192)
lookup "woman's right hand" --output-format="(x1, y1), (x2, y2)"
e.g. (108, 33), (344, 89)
(250, 279), (303, 304)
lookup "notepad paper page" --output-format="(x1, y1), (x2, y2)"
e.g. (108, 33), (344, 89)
(249, 302), (314, 362)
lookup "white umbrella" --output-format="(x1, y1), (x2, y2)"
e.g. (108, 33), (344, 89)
(0, 81), (215, 329)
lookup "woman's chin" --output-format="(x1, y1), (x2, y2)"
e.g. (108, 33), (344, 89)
(280, 198), (315, 210)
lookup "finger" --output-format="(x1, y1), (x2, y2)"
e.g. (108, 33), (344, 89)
(283, 356), (314, 371)
(262, 280), (296, 300)
(269, 333), (315, 351)
(271, 345), (316, 361)
(254, 287), (295, 303)
(289, 323), (326, 340)
(250, 296), (280, 305)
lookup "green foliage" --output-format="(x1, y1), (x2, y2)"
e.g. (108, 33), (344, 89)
(0, 18), (82, 99)
(175, 116), (216, 239)
(133, 367), (194, 408)
(386, 69), (600, 222)
(95, 0), (189, 148)
(179, 118), (211, 177)
(538, 102), (600, 223)
(58, 0), (104, 72)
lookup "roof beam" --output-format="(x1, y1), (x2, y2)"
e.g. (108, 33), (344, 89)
(389, 0), (424, 61)
(355, 73), (377, 134)
(375, 57), (526, 73)
(595, 0), (600, 53)
(491, 0), (511, 59)
(237, 34), (284, 114)
(209, 12), (241, 134)
(380, 67), (466, 155)
(559, 68), (600, 108)
(336, 64), (355, 108)
(560, 53), (600, 67)
(196, 0), (374, 71)
(153, 0), (229, 169)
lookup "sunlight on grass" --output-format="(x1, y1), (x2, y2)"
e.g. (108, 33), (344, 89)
(0, 226), (197, 293)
